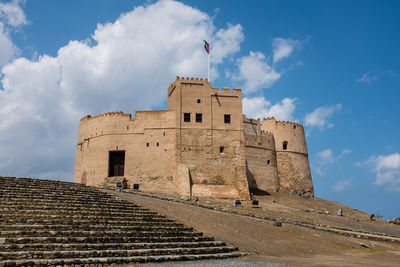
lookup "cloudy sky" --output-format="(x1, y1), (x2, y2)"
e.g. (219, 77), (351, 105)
(0, 0), (399, 219)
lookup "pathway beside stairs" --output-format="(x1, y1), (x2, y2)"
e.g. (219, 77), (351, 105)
(0, 177), (243, 266)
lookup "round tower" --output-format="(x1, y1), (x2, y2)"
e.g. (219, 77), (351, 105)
(261, 117), (313, 195)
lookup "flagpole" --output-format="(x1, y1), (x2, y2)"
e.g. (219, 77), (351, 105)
(208, 52), (210, 82)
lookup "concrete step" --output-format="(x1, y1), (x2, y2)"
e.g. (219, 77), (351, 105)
(0, 229), (200, 238)
(0, 198), (135, 207)
(2, 213), (169, 221)
(0, 218), (176, 226)
(1, 224), (190, 232)
(1, 209), (158, 217)
(0, 252), (245, 266)
(0, 176), (240, 265)
(1, 190), (108, 196)
(0, 220), (183, 228)
(0, 241), (227, 252)
(0, 201), (142, 209)
(1, 194), (125, 203)
(0, 246), (239, 260)
(0, 205), (149, 212)
(2, 235), (214, 245)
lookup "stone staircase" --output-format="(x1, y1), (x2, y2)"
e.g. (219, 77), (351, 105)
(0, 177), (243, 266)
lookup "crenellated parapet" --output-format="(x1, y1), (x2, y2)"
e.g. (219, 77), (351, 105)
(243, 116), (275, 150)
(77, 109), (175, 145)
(262, 117), (303, 129)
(80, 111), (132, 122)
(261, 117), (307, 154)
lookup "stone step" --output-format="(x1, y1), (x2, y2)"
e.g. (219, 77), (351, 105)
(0, 203), (142, 210)
(0, 177), (240, 265)
(0, 252), (244, 266)
(2, 213), (169, 221)
(1, 224), (192, 232)
(0, 246), (238, 260)
(0, 205), (149, 212)
(0, 218), (175, 226)
(0, 198), (135, 207)
(0, 189), (108, 196)
(1, 194), (124, 203)
(1, 209), (158, 217)
(0, 241), (226, 252)
(0, 229), (200, 238)
(0, 221), (183, 228)
(0, 186), (104, 194)
(2, 235), (214, 245)
(0, 177), (89, 187)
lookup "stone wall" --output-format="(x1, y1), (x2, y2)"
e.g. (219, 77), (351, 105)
(243, 117), (279, 193)
(74, 110), (176, 193)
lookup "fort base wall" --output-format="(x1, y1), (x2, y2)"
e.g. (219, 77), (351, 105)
(276, 152), (313, 193)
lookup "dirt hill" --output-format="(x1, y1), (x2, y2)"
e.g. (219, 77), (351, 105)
(107, 189), (400, 266)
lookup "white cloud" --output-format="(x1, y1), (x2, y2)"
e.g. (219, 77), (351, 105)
(332, 179), (352, 192)
(272, 37), (301, 63)
(342, 148), (351, 155)
(366, 153), (400, 190)
(313, 148), (350, 176)
(317, 149), (334, 164)
(356, 72), (378, 84)
(0, 0), (27, 27)
(0, 22), (17, 66)
(211, 23), (243, 64)
(242, 96), (296, 121)
(0, 0), (244, 180)
(235, 51), (281, 93)
(0, 0), (26, 67)
(304, 104), (342, 130)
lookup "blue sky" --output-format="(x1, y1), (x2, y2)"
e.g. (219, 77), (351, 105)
(0, 0), (399, 219)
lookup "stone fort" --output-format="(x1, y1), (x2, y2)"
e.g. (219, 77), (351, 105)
(74, 77), (313, 200)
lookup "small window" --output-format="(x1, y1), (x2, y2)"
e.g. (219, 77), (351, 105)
(196, 113), (202, 123)
(184, 113), (191, 122)
(224, 114), (231, 124)
(294, 125), (296, 129)
(220, 146), (224, 153)
(283, 141), (288, 150)
(197, 99), (201, 103)
(146, 142), (149, 147)
(163, 132), (165, 136)
(267, 160), (270, 165)
(157, 142), (159, 147)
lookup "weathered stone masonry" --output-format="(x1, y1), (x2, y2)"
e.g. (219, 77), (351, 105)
(74, 77), (313, 199)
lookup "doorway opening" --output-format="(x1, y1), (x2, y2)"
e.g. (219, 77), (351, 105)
(108, 151), (125, 177)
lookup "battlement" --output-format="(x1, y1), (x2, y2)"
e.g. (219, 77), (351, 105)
(262, 117), (303, 128)
(175, 76), (208, 82)
(80, 111), (132, 122)
(243, 116), (274, 137)
(209, 86), (242, 96)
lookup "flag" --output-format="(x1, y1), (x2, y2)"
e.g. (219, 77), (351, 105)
(203, 40), (209, 54)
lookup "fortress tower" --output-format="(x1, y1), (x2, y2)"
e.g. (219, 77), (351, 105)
(74, 78), (313, 199)
(261, 118), (313, 194)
